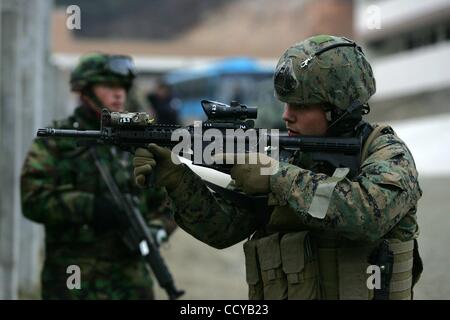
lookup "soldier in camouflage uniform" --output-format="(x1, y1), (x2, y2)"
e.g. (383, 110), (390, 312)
(21, 53), (176, 300)
(132, 35), (423, 299)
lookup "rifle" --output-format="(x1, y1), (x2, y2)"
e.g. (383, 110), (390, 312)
(37, 99), (366, 225)
(37, 100), (363, 178)
(90, 148), (184, 300)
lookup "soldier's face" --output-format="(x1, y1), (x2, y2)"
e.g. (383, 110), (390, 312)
(92, 84), (127, 112)
(283, 103), (328, 136)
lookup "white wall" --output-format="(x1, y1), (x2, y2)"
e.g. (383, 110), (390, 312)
(0, 0), (54, 299)
(391, 114), (450, 177)
(371, 42), (450, 101)
(354, 0), (450, 120)
(355, 0), (450, 40)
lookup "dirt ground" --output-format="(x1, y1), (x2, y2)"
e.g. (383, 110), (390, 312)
(154, 176), (450, 300)
(154, 230), (247, 300)
(413, 177), (450, 299)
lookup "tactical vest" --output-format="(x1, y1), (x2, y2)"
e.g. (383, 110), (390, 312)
(243, 124), (422, 300)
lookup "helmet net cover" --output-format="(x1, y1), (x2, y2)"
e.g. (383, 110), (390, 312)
(70, 53), (136, 92)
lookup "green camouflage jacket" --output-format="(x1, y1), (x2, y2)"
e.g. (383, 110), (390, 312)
(168, 124), (422, 249)
(21, 105), (176, 300)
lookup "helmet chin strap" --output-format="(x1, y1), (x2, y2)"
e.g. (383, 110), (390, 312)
(326, 101), (370, 136)
(82, 88), (107, 116)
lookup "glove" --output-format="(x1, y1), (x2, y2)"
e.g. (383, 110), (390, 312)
(216, 153), (279, 195)
(133, 143), (186, 191)
(93, 195), (125, 231)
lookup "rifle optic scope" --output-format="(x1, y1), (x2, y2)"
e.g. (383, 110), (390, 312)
(201, 100), (257, 120)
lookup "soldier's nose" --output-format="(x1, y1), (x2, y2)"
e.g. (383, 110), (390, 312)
(282, 104), (296, 123)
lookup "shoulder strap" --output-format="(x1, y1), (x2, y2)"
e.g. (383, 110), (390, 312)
(360, 123), (394, 163)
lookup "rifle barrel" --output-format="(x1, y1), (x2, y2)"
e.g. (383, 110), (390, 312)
(37, 128), (101, 139)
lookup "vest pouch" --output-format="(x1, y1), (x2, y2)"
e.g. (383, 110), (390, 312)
(367, 239), (415, 300)
(280, 231), (319, 299)
(314, 235), (375, 300)
(243, 238), (264, 300)
(411, 239), (423, 296)
(338, 246), (373, 300)
(388, 239), (415, 300)
(256, 232), (287, 299)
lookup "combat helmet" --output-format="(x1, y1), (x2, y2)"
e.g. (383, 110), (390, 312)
(70, 53), (136, 92)
(274, 35), (376, 134)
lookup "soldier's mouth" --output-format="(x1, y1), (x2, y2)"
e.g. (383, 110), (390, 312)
(287, 128), (300, 136)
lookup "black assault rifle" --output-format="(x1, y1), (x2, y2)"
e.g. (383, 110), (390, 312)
(37, 100), (363, 177)
(89, 148), (184, 300)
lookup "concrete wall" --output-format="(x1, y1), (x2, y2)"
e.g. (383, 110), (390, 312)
(355, 0), (450, 42)
(0, 0), (54, 299)
(354, 0), (450, 122)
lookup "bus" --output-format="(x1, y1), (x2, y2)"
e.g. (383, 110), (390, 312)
(163, 57), (284, 129)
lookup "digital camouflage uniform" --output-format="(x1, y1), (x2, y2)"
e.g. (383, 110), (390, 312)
(21, 105), (176, 299)
(21, 54), (176, 300)
(163, 36), (423, 299)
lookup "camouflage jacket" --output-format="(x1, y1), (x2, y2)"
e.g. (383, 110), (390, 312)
(21, 105), (176, 299)
(168, 123), (422, 249)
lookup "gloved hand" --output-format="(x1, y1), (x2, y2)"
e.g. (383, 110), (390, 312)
(93, 195), (125, 231)
(215, 153), (279, 195)
(133, 143), (186, 191)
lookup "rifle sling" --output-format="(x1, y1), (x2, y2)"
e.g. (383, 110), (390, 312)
(203, 180), (271, 225)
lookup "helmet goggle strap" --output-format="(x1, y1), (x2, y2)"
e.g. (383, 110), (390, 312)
(300, 38), (364, 69)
